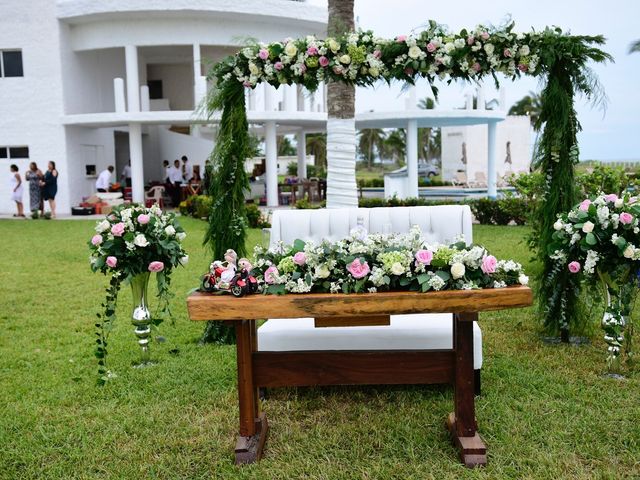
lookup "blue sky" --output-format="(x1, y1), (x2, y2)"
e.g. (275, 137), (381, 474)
(342, 0), (640, 161)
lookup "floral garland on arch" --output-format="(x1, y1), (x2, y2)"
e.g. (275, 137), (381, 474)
(89, 204), (188, 384)
(548, 193), (640, 373)
(205, 20), (610, 339)
(252, 226), (528, 295)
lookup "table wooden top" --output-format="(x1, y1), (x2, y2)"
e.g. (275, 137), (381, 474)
(187, 286), (533, 321)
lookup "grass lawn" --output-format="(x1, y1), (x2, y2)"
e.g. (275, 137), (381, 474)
(1, 218), (638, 479)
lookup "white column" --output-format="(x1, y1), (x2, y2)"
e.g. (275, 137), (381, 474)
(114, 78), (126, 113)
(499, 86), (507, 111)
(265, 121), (278, 207)
(296, 85), (305, 111)
(129, 123), (144, 203)
(476, 86), (485, 111)
(487, 122), (497, 199)
(140, 85), (150, 112)
(125, 45), (140, 113)
(296, 130), (307, 179)
(406, 119), (419, 198)
(193, 43), (201, 106)
(264, 84), (275, 111)
(326, 118), (358, 208)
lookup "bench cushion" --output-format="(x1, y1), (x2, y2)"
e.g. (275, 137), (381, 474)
(258, 313), (482, 369)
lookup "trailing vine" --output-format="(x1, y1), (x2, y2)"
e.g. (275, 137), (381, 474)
(95, 275), (121, 386)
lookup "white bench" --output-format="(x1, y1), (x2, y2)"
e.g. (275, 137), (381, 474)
(258, 206), (483, 391)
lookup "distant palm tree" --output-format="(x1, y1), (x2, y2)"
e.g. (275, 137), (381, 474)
(383, 129), (406, 166)
(358, 128), (386, 169)
(508, 91), (543, 129)
(305, 133), (327, 170)
(418, 97), (436, 110)
(630, 40), (640, 53)
(417, 96), (439, 162)
(277, 135), (296, 156)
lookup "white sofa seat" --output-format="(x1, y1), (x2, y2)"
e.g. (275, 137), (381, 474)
(258, 205), (483, 376)
(259, 314), (482, 369)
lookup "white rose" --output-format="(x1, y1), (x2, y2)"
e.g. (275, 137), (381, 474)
(553, 220), (563, 231)
(133, 234), (149, 247)
(582, 221), (595, 233)
(391, 262), (405, 276)
(96, 220), (110, 233)
(327, 38), (340, 53)
(179, 255), (189, 266)
(484, 43), (495, 56)
(369, 67), (380, 77)
(176, 232), (187, 241)
(624, 245), (634, 258)
(339, 54), (351, 64)
(248, 62), (260, 75)
(451, 262), (466, 279)
(165, 225), (176, 236)
(284, 42), (298, 57)
(615, 198), (624, 208)
(408, 45), (422, 59)
(518, 274), (529, 286)
(519, 45), (530, 56)
(444, 42), (455, 53)
(315, 264), (330, 279)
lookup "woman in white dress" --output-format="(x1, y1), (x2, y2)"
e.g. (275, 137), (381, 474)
(220, 249), (237, 283)
(9, 164), (25, 217)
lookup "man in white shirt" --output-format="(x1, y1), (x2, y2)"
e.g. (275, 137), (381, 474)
(181, 155), (193, 182)
(96, 166), (114, 193)
(120, 161), (132, 187)
(167, 159), (184, 207)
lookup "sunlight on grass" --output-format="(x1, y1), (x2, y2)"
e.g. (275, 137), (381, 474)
(0, 219), (638, 479)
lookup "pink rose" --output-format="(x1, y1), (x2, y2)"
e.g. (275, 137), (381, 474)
(629, 196), (638, 204)
(111, 222), (125, 237)
(137, 214), (150, 224)
(106, 256), (118, 268)
(293, 252), (306, 266)
(604, 193), (618, 203)
(91, 234), (103, 246)
(426, 42), (437, 53)
(306, 46), (318, 56)
(518, 64), (528, 72)
(264, 265), (279, 284)
(620, 212), (634, 224)
(373, 50), (382, 59)
(299, 64), (307, 74)
(404, 67), (414, 76)
(578, 199), (591, 212)
(318, 56), (329, 67)
(243, 81), (252, 87)
(467, 35), (475, 45)
(568, 261), (581, 274)
(396, 35), (407, 43)
(258, 48), (269, 60)
(148, 261), (164, 273)
(415, 249), (433, 265)
(274, 61), (284, 71)
(347, 258), (370, 279)
(503, 48), (512, 58)
(480, 31), (490, 41)
(481, 255), (498, 274)
(472, 62), (481, 72)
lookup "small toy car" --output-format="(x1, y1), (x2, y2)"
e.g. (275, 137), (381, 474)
(201, 262), (258, 297)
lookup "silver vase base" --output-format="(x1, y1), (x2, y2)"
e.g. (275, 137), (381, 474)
(132, 360), (157, 369)
(602, 373), (625, 380)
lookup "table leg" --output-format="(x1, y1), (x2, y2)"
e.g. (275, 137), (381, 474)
(234, 320), (269, 465)
(447, 312), (487, 468)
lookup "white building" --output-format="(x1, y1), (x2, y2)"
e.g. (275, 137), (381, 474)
(441, 115), (532, 184)
(0, 0), (327, 213)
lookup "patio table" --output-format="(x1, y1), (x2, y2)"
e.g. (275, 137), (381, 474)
(187, 286), (532, 467)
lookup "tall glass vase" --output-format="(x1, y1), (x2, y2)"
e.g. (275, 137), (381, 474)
(130, 272), (153, 366)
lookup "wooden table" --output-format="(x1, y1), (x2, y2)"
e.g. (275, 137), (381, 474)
(187, 286), (532, 467)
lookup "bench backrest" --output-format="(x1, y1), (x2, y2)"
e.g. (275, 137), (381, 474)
(269, 206), (473, 248)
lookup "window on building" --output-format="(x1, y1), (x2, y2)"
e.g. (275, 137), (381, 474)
(148, 80), (163, 99)
(0, 146), (29, 159)
(1, 50), (23, 77)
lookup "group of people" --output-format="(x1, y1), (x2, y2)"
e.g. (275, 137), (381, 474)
(163, 155), (202, 207)
(9, 161), (58, 218)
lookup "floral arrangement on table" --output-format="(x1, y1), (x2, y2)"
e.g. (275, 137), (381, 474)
(252, 226), (528, 295)
(89, 204), (188, 384)
(548, 192), (640, 374)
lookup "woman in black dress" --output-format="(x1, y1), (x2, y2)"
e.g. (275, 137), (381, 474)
(40, 161), (58, 218)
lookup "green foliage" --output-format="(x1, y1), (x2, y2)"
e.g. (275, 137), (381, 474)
(294, 196), (323, 210)
(576, 164), (633, 197)
(245, 203), (271, 228)
(468, 197), (528, 225)
(508, 91), (543, 128)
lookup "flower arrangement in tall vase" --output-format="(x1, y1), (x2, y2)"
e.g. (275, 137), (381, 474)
(548, 193), (640, 376)
(89, 204), (188, 384)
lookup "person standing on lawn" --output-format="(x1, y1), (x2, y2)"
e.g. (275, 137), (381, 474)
(167, 159), (184, 207)
(41, 161), (58, 218)
(95, 166), (114, 193)
(120, 161), (132, 188)
(9, 164), (25, 217)
(24, 162), (43, 216)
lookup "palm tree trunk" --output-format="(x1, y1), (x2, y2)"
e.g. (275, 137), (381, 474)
(326, 0), (357, 208)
